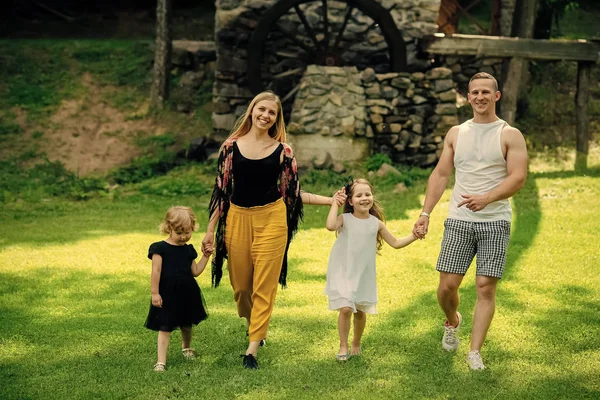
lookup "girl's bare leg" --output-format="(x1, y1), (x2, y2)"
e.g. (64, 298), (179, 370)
(181, 326), (192, 349)
(351, 311), (366, 355)
(157, 331), (171, 364)
(337, 307), (353, 355)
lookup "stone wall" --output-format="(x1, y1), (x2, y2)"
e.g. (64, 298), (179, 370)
(212, 0), (442, 136)
(286, 65), (457, 168)
(438, 56), (504, 96)
(363, 66), (457, 166)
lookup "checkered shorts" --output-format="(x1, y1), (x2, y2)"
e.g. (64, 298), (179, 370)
(436, 218), (511, 278)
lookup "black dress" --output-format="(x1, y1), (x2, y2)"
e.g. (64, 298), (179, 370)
(144, 241), (208, 332)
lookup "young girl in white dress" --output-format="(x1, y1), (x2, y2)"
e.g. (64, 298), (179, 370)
(325, 178), (420, 361)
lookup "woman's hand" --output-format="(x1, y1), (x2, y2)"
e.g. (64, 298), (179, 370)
(201, 232), (214, 257)
(334, 187), (347, 207)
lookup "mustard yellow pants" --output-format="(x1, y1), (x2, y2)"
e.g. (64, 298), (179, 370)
(225, 198), (288, 342)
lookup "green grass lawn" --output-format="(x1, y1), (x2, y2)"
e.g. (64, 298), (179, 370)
(1, 155), (599, 399)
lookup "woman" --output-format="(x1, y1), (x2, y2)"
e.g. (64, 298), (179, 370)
(201, 91), (343, 369)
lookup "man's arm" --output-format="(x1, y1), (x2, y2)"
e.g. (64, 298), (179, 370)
(412, 126), (457, 238)
(457, 126), (527, 211)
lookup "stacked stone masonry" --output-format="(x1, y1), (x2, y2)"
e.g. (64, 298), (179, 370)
(287, 65), (457, 167)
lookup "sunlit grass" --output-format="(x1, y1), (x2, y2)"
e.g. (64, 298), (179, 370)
(1, 162), (599, 399)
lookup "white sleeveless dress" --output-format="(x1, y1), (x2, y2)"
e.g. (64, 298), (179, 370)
(324, 213), (378, 314)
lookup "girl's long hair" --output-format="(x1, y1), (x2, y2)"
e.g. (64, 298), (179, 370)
(343, 178), (386, 251)
(223, 91), (286, 148)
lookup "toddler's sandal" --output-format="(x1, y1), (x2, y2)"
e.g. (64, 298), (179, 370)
(153, 362), (166, 372)
(336, 353), (349, 362)
(182, 348), (197, 360)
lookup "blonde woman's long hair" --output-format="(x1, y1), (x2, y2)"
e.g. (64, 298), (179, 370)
(225, 91), (287, 145)
(343, 178), (386, 252)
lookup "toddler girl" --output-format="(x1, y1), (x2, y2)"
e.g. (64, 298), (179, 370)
(145, 206), (210, 371)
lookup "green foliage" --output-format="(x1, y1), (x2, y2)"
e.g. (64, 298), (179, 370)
(301, 169), (349, 187)
(135, 132), (177, 148)
(0, 41), (79, 119)
(520, 61), (600, 149)
(365, 153), (393, 172)
(137, 173), (210, 197)
(71, 41), (153, 88)
(0, 123), (23, 136)
(0, 156), (108, 202)
(108, 153), (178, 185)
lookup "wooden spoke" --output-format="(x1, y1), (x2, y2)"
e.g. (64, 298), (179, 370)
(281, 83), (302, 103)
(294, 5), (321, 49)
(247, 0), (406, 97)
(275, 23), (314, 54)
(322, 0), (330, 51)
(272, 67), (305, 79)
(332, 5), (354, 50)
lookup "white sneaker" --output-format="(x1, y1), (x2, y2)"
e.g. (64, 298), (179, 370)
(466, 350), (486, 370)
(441, 311), (462, 351)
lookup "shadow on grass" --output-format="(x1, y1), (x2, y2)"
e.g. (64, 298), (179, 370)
(1, 264), (598, 399)
(0, 176), (428, 252)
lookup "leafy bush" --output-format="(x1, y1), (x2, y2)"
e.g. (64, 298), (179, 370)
(365, 153), (393, 172)
(108, 153), (178, 185)
(138, 175), (210, 197)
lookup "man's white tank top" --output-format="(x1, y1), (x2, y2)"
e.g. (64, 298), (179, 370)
(448, 118), (512, 222)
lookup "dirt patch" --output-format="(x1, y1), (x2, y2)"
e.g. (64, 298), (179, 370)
(36, 73), (162, 176)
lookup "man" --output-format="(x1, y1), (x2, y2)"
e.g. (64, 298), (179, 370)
(413, 72), (528, 370)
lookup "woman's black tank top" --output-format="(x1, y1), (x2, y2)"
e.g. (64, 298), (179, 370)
(231, 142), (284, 207)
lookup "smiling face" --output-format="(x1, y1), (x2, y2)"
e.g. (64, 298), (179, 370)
(467, 78), (501, 117)
(169, 226), (192, 246)
(349, 182), (374, 213)
(251, 100), (279, 131)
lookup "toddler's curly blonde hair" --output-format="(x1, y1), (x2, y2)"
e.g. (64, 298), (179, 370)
(159, 206), (199, 234)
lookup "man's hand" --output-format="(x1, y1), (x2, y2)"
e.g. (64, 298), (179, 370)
(457, 193), (490, 212)
(413, 216), (429, 239)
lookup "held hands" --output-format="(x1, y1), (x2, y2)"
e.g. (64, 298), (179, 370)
(412, 216), (429, 239)
(457, 193), (490, 212)
(332, 187), (347, 207)
(201, 233), (214, 257)
(203, 244), (215, 256)
(152, 293), (163, 308)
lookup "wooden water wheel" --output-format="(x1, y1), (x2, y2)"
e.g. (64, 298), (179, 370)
(247, 0), (406, 109)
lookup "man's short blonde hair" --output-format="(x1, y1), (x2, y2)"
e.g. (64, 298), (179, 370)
(468, 72), (499, 92)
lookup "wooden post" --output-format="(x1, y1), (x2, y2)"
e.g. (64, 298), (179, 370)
(575, 62), (592, 171)
(500, 0), (537, 124)
(151, 0), (173, 110)
(501, 57), (524, 125)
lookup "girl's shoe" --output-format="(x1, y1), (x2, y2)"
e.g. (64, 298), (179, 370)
(153, 362), (166, 372)
(349, 346), (362, 358)
(182, 348), (197, 360)
(336, 353), (349, 362)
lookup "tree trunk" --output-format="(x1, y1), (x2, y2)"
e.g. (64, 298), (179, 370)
(500, 0), (538, 125)
(575, 62), (592, 171)
(499, 0), (516, 37)
(151, 0), (173, 110)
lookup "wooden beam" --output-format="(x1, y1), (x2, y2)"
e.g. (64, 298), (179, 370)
(421, 33), (600, 62)
(575, 62), (592, 171)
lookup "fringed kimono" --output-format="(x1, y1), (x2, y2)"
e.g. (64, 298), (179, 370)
(208, 138), (304, 288)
